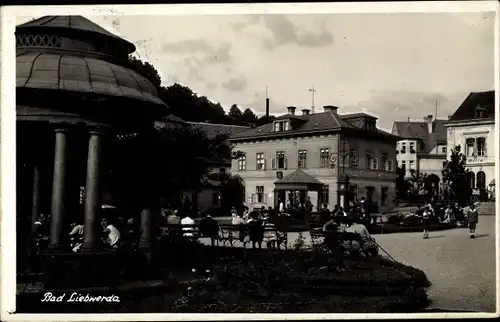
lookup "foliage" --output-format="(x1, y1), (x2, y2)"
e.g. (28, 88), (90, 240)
(407, 170), (440, 199)
(126, 54), (162, 88)
(442, 145), (472, 206)
(219, 174), (246, 215)
(292, 232), (307, 252)
(107, 124), (239, 212)
(395, 166), (409, 200)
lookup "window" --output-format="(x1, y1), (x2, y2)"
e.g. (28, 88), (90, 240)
(298, 149), (307, 169)
(276, 151), (286, 169)
(273, 120), (290, 132)
(349, 148), (359, 167)
(475, 105), (485, 118)
(212, 192), (219, 206)
(366, 151), (374, 169)
(401, 142), (407, 154)
(238, 155), (246, 171)
(319, 185), (329, 205)
(372, 157), (379, 170)
(79, 186), (85, 204)
(441, 146), (447, 154)
(320, 148), (330, 168)
(466, 138), (475, 156)
(477, 137), (486, 156)
(388, 160), (394, 171)
(477, 171), (486, 189)
(409, 142), (416, 153)
(256, 153), (265, 170)
(382, 153), (388, 171)
(409, 160), (415, 170)
(256, 186), (264, 203)
(401, 161), (406, 171)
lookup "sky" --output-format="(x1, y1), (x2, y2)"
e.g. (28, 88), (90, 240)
(16, 11), (496, 131)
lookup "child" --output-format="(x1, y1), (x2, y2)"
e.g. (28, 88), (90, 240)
(467, 203), (479, 238)
(422, 206), (431, 239)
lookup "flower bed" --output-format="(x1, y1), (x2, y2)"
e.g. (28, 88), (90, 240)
(121, 248), (430, 313)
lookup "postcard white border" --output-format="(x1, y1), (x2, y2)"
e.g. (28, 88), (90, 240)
(1, 1), (499, 321)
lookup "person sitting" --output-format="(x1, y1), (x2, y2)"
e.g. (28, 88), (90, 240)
(247, 212), (265, 249)
(167, 210), (181, 225)
(443, 204), (454, 223)
(344, 214), (378, 257)
(180, 213), (195, 237)
(69, 222), (84, 252)
(453, 203), (465, 226)
(320, 203), (330, 224)
(101, 218), (121, 249)
(33, 214), (49, 237)
(199, 213), (219, 246)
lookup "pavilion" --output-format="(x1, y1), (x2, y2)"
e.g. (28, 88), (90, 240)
(16, 16), (169, 278)
(273, 169), (326, 209)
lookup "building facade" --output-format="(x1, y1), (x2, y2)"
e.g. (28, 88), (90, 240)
(444, 90), (495, 200)
(229, 106), (399, 212)
(392, 115), (448, 180)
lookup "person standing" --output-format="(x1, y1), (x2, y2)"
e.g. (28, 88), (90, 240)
(422, 205), (432, 239)
(467, 203), (479, 239)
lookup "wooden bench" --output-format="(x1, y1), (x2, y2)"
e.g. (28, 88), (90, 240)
(160, 224), (201, 241)
(219, 224), (246, 247)
(309, 228), (363, 255)
(263, 224), (288, 250)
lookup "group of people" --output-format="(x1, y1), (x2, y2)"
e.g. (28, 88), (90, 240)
(68, 218), (121, 252)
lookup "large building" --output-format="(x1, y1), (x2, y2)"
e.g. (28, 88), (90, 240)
(229, 105), (400, 212)
(392, 115), (448, 179)
(444, 90), (495, 200)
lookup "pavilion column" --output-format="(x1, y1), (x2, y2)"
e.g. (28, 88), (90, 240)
(30, 164), (41, 235)
(139, 127), (155, 252)
(82, 128), (105, 252)
(49, 126), (69, 250)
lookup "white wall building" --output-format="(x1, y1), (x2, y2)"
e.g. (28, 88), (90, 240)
(444, 91), (495, 201)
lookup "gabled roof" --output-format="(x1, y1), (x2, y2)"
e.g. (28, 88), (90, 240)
(230, 111), (396, 141)
(448, 90), (495, 122)
(274, 169), (324, 185)
(392, 118), (447, 154)
(187, 122), (250, 139)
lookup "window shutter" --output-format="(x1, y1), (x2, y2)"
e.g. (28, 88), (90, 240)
(373, 158), (378, 170)
(263, 194), (268, 204)
(262, 159), (266, 170)
(284, 157), (288, 169)
(251, 193), (256, 203)
(271, 157), (276, 170)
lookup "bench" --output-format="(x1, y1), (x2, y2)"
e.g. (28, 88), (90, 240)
(309, 228), (363, 256)
(160, 224), (201, 241)
(219, 224), (246, 247)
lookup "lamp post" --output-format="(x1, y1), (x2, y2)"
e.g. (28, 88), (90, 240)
(329, 139), (359, 210)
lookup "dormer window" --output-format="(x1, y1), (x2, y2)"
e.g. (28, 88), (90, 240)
(475, 105), (486, 118)
(273, 120), (290, 132)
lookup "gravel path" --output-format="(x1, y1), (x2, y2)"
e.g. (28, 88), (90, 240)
(200, 216), (496, 312)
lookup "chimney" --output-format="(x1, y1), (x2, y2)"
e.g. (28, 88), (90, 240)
(425, 114), (433, 134)
(302, 109), (310, 116)
(287, 106), (296, 116)
(323, 105), (339, 114)
(265, 98), (270, 119)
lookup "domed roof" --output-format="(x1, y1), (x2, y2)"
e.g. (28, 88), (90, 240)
(17, 52), (165, 106)
(17, 15), (135, 54)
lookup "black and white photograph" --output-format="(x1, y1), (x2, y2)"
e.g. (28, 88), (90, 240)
(1, 2), (499, 320)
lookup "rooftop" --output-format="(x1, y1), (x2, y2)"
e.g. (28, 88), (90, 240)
(392, 118), (447, 154)
(447, 91), (495, 122)
(230, 108), (397, 142)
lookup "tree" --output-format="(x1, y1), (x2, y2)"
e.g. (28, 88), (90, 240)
(442, 145), (472, 206)
(395, 166), (408, 200)
(126, 55), (162, 88)
(220, 174), (246, 214)
(228, 104), (243, 122)
(241, 108), (258, 126)
(107, 124), (242, 213)
(407, 170), (440, 200)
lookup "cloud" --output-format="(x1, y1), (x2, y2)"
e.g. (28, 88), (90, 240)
(162, 39), (232, 64)
(230, 15), (334, 50)
(222, 76), (248, 92)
